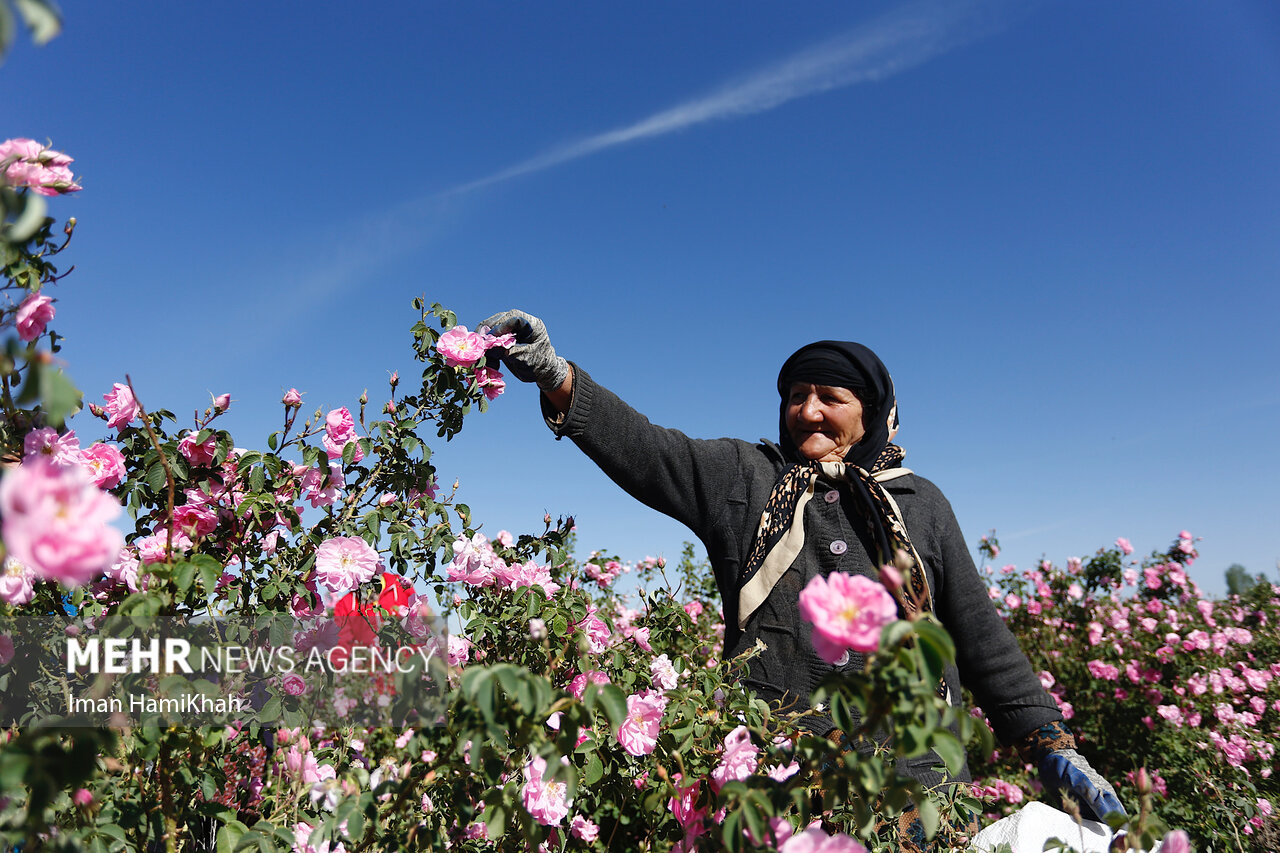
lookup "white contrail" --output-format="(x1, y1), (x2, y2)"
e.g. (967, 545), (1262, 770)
(448, 0), (1018, 195)
(247, 0), (1021, 322)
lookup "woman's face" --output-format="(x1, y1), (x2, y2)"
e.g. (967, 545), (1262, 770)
(784, 383), (866, 463)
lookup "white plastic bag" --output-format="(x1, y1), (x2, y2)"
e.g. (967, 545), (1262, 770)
(970, 801), (1164, 853)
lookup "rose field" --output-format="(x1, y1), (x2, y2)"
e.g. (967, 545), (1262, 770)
(4, 3), (1280, 849)
(0, 135), (1276, 853)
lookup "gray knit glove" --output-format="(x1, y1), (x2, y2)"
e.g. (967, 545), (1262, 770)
(478, 310), (570, 393)
(1039, 748), (1126, 822)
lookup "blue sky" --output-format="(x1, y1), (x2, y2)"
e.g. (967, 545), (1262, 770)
(6, 0), (1279, 596)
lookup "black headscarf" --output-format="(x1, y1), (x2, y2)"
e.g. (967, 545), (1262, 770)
(775, 340), (898, 470)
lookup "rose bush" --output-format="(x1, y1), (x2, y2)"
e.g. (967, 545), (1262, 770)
(0, 149), (990, 853)
(0, 142), (1202, 853)
(967, 532), (1279, 851)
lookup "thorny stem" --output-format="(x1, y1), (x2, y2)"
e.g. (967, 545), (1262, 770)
(0, 370), (17, 421)
(338, 456), (388, 526)
(126, 375), (176, 560)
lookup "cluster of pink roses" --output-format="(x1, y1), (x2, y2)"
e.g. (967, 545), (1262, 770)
(0, 138), (81, 196)
(973, 531), (1278, 844)
(22, 427), (127, 490)
(583, 558), (624, 588)
(447, 531), (560, 598)
(435, 325), (513, 400)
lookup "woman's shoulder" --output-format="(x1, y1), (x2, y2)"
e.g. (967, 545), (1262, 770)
(883, 471), (956, 512)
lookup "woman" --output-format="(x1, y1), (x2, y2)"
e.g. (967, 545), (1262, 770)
(480, 309), (1124, 831)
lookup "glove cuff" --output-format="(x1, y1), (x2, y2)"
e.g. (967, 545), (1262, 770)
(1015, 719), (1077, 765)
(533, 356), (570, 393)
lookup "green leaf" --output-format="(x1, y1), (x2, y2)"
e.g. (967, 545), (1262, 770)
(194, 554), (222, 593)
(14, 0), (61, 45)
(145, 461), (168, 494)
(37, 361), (82, 425)
(917, 797), (941, 840)
(929, 730), (966, 775)
(174, 561), (196, 597)
(342, 440), (356, 467)
(583, 752), (604, 786)
(593, 684), (628, 728)
(5, 191), (47, 241)
(0, 5), (15, 59)
(480, 802), (507, 838)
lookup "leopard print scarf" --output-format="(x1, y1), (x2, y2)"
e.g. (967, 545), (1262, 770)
(736, 442), (933, 629)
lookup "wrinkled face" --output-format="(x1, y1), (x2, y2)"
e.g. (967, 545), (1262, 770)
(784, 383), (866, 463)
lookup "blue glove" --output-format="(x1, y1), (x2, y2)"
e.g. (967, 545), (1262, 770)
(1038, 748), (1126, 822)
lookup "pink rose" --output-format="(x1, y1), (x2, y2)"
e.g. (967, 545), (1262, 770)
(15, 293), (55, 341)
(103, 383), (140, 431)
(1087, 659), (1120, 681)
(281, 673), (308, 696)
(23, 427), (82, 467)
(1158, 830), (1190, 853)
(503, 559), (561, 598)
(313, 536), (379, 594)
(322, 407), (363, 463)
(878, 563), (903, 593)
(0, 633), (14, 666)
(302, 462), (343, 508)
(0, 457), (123, 585)
(172, 503), (218, 539)
(617, 691), (667, 756)
(178, 431), (218, 467)
(474, 366), (506, 400)
(797, 572), (897, 663)
(0, 138), (43, 161)
(711, 725), (760, 791)
(104, 549), (140, 593)
(767, 761), (801, 782)
(650, 653), (679, 691)
(521, 754), (570, 826)
(80, 443), (126, 489)
(479, 328), (517, 350)
(568, 669), (610, 699)
(1, 557), (36, 605)
(213, 393), (231, 412)
(669, 775), (705, 830)
(1115, 537), (1134, 556)
(779, 824), (868, 853)
(436, 326), (486, 368)
(447, 635), (472, 667)
(0, 139), (81, 195)
(569, 815), (599, 842)
(282, 388), (303, 408)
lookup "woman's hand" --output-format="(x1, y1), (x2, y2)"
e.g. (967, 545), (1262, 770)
(479, 310), (570, 392)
